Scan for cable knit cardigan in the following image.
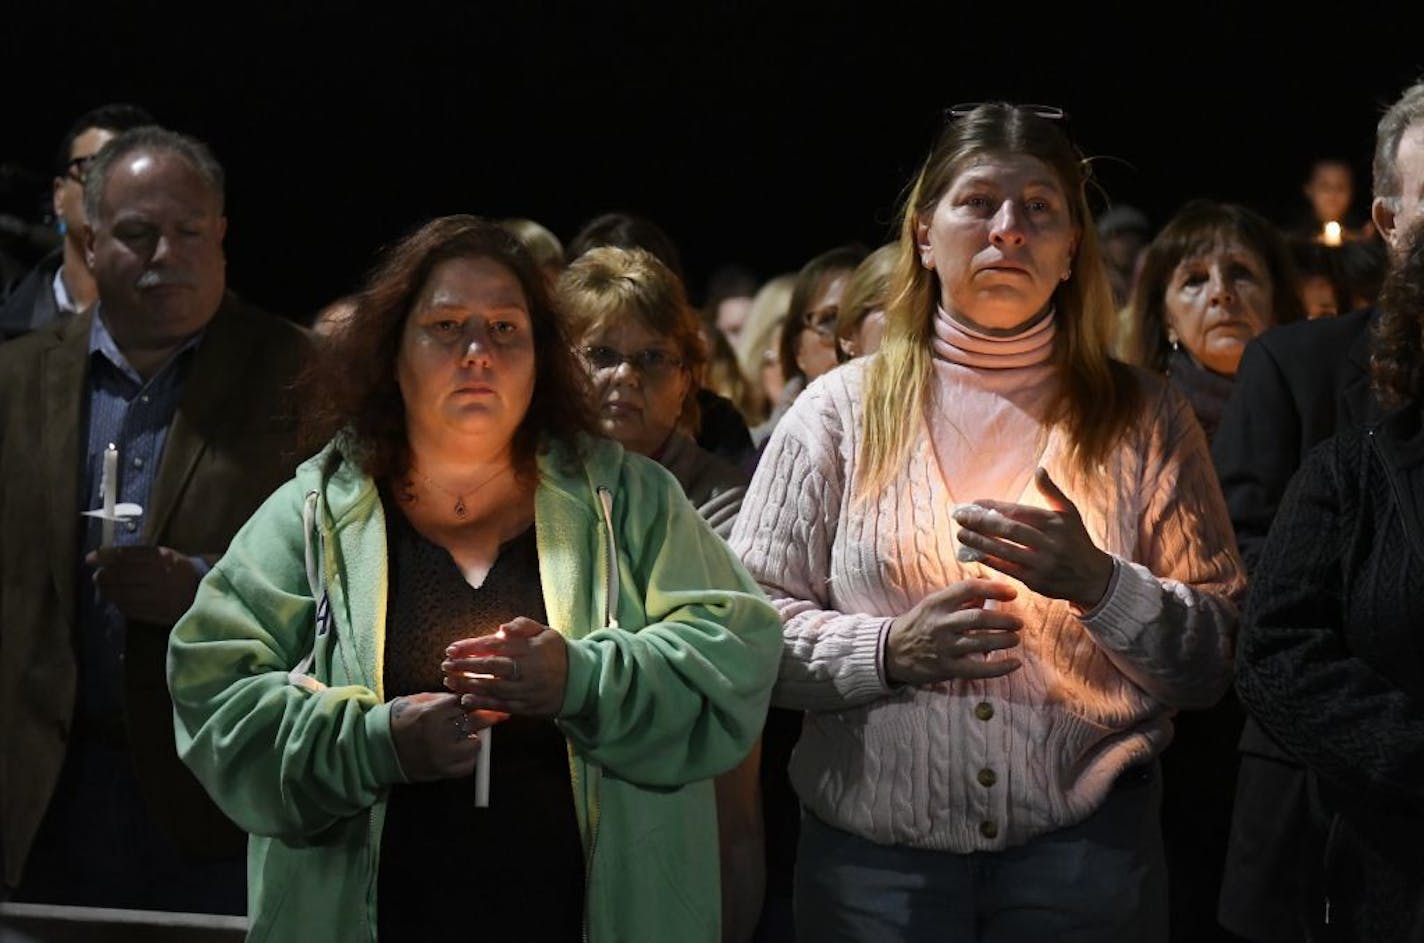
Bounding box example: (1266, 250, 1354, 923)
(730, 355, 1244, 853)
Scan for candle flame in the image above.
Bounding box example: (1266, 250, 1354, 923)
(1322, 221, 1343, 246)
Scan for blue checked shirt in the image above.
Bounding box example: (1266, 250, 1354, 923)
(76, 309, 204, 724)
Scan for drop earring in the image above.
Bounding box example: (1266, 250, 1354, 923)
(56, 218, 67, 237)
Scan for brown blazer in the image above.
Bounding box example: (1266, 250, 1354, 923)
(0, 298, 313, 887)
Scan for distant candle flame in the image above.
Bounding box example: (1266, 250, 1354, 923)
(1322, 221, 1343, 246)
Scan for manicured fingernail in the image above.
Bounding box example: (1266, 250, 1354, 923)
(957, 545, 986, 563)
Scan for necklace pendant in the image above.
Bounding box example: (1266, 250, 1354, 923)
(454, 497, 467, 518)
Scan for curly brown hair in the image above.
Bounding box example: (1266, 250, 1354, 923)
(301, 215, 596, 482)
(1370, 217, 1424, 410)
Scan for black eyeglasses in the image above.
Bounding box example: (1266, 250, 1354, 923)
(944, 102, 1068, 122)
(63, 154, 97, 184)
(582, 345, 685, 380)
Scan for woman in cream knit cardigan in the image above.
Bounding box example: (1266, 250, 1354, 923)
(730, 104, 1244, 943)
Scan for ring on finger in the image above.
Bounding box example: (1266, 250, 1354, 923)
(508, 659, 522, 682)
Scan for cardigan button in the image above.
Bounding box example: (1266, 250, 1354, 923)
(979, 820, 999, 839)
(977, 768, 997, 788)
(973, 701, 994, 721)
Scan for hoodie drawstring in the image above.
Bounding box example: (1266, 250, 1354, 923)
(289, 490, 331, 692)
(596, 486, 620, 630)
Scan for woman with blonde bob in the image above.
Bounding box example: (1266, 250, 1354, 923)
(731, 103, 1244, 941)
(558, 247, 747, 537)
(558, 246, 763, 942)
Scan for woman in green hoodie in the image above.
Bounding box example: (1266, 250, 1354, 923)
(167, 216, 781, 942)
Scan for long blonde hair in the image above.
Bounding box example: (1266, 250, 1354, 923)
(859, 103, 1140, 497)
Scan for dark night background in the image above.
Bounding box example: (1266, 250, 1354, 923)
(3, 2, 1423, 319)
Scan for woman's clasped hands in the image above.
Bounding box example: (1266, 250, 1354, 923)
(441, 616, 569, 718)
(886, 468, 1120, 689)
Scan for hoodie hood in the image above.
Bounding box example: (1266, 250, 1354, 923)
(295, 433, 628, 526)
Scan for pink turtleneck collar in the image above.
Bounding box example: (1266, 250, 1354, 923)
(932, 305, 1056, 369)
(927, 305, 1060, 505)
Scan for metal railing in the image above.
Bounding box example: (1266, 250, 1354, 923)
(0, 902, 246, 942)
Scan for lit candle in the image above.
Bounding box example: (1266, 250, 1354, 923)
(1323, 221, 1343, 246)
(474, 725, 492, 807)
(101, 443, 118, 548)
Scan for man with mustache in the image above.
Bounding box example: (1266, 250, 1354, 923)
(0, 126, 311, 915)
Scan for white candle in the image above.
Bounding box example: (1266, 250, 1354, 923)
(101, 443, 118, 548)
(474, 725, 492, 807)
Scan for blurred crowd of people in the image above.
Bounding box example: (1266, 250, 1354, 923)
(1, 78, 1422, 943)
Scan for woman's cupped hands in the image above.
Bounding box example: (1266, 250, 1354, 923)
(441, 616, 568, 718)
(952, 467, 1114, 610)
(885, 578, 1024, 686)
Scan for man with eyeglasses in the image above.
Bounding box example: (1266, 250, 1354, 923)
(0, 104, 153, 342)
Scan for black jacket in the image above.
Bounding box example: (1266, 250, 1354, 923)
(1212, 310, 1378, 941)
(1237, 412, 1424, 941)
(694, 387, 754, 469)
(1213, 308, 1376, 575)
(0, 249, 65, 343)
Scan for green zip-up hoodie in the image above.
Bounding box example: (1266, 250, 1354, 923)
(168, 435, 780, 942)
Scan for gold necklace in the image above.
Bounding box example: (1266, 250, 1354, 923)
(414, 464, 512, 519)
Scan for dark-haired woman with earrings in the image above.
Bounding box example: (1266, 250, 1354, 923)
(1127, 200, 1305, 442)
(1126, 200, 1306, 941)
